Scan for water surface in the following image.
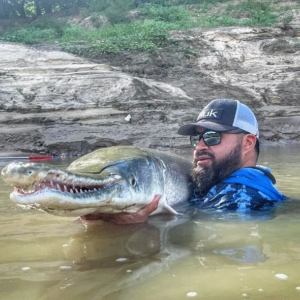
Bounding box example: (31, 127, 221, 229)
(0, 145, 300, 300)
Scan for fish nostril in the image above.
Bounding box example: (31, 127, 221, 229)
(130, 176, 136, 187)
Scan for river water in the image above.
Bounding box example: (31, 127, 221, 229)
(0, 145, 300, 300)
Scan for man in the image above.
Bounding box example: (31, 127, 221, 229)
(83, 99, 285, 224)
(177, 98, 285, 210)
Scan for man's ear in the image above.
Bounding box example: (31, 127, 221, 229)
(243, 134, 257, 154)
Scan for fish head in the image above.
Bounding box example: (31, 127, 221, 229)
(67, 153, 166, 209)
(1, 147, 166, 216)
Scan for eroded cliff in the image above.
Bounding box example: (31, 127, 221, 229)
(0, 20, 300, 156)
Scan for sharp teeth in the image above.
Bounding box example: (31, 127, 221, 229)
(80, 189, 83, 193)
(94, 188, 97, 191)
(64, 185, 67, 192)
(75, 189, 79, 193)
(56, 184, 61, 191)
(70, 189, 74, 194)
(50, 181, 54, 188)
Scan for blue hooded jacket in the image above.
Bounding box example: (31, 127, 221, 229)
(189, 166, 285, 210)
(223, 166, 285, 201)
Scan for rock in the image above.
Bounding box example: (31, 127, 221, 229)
(0, 43, 192, 155)
(1, 22, 300, 156)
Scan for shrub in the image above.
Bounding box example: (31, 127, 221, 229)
(89, 0, 111, 12)
(60, 19, 178, 55)
(89, 0, 134, 25)
(60, 25, 87, 42)
(141, 5, 191, 23)
(30, 19, 69, 37)
(0, 18, 70, 44)
(2, 27, 57, 44)
(225, 0, 278, 25)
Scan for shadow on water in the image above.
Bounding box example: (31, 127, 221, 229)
(12, 212, 269, 300)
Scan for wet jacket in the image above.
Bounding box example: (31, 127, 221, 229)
(189, 166, 285, 211)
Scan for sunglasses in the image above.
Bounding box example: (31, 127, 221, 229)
(190, 129, 247, 148)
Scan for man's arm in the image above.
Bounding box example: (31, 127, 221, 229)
(80, 195, 161, 224)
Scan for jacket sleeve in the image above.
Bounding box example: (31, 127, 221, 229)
(189, 183, 277, 211)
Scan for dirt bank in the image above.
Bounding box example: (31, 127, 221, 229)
(1, 20, 300, 156)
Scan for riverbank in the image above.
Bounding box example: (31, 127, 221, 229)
(1, 2, 300, 156)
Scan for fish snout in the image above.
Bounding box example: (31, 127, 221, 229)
(1, 162, 46, 187)
(0, 163, 19, 183)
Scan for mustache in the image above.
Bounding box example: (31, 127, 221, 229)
(193, 150, 215, 168)
(194, 150, 214, 159)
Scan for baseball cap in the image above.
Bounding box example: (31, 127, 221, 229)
(178, 99, 259, 138)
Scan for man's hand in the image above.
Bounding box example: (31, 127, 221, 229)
(80, 195, 161, 225)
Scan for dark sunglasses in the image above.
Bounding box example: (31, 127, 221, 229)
(190, 129, 248, 148)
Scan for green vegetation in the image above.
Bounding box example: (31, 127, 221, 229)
(224, 0, 278, 25)
(0, 0, 299, 56)
(60, 20, 181, 55)
(139, 4, 191, 23)
(2, 19, 69, 44)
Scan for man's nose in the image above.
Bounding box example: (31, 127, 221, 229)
(195, 138, 208, 151)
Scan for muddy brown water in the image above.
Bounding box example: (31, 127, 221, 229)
(0, 145, 300, 300)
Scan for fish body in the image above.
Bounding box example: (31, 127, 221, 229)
(1, 146, 192, 217)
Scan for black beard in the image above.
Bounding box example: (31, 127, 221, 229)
(191, 141, 242, 196)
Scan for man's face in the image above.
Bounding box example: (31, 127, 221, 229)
(191, 132, 244, 195)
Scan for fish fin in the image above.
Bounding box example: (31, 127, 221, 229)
(163, 203, 178, 215)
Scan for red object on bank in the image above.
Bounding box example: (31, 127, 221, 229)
(0, 155, 55, 161)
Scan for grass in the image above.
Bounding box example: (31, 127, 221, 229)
(224, 0, 278, 25)
(1, 19, 69, 44)
(139, 4, 191, 23)
(0, 0, 298, 56)
(60, 19, 187, 56)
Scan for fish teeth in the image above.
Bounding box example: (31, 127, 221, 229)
(70, 189, 74, 194)
(56, 184, 61, 191)
(64, 185, 67, 192)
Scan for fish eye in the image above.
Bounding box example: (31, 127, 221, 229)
(27, 170, 33, 175)
(129, 175, 137, 187)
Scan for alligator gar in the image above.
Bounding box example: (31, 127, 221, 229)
(1, 146, 192, 217)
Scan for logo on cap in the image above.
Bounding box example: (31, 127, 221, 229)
(197, 109, 223, 121)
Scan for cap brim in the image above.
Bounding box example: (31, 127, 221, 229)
(178, 121, 236, 135)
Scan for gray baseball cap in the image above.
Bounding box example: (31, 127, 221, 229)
(178, 99, 259, 138)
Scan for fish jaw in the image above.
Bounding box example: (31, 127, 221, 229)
(3, 161, 133, 216)
(9, 180, 151, 217)
(4, 162, 158, 217)
(10, 188, 97, 216)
